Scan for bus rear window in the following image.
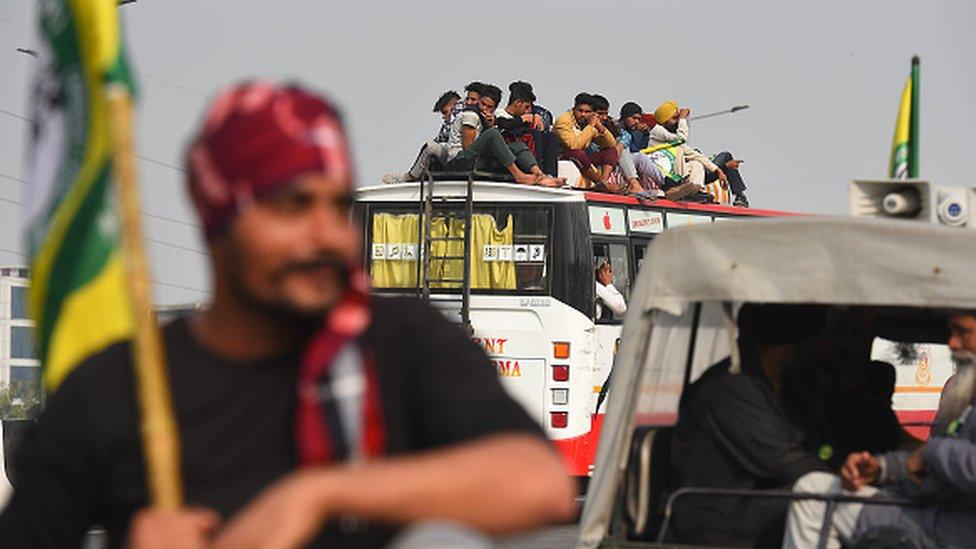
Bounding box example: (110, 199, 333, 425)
(368, 205, 551, 294)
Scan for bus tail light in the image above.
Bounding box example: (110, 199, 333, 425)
(552, 365, 570, 382)
(553, 341, 571, 359)
(551, 388, 569, 406)
(550, 412, 568, 428)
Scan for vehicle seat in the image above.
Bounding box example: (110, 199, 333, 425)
(623, 426, 673, 541)
(850, 526, 941, 549)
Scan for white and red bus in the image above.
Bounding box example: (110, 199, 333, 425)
(354, 176, 798, 476)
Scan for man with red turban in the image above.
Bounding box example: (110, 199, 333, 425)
(0, 82, 574, 548)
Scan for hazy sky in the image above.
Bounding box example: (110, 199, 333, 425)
(1, 0, 974, 304)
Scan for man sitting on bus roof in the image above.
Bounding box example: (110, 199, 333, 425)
(495, 81, 560, 178)
(618, 101, 650, 153)
(783, 311, 976, 549)
(442, 84, 562, 187)
(651, 100, 750, 207)
(590, 95, 664, 196)
(669, 304, 830, 547)
(553, 93, 619, 189)
(382, 82, 483, 184)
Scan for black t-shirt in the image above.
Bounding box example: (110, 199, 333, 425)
(0, 296, 543, 548)
(670, 359, 827, 547)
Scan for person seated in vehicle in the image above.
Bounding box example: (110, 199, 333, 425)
(382, 82, 483, 184)
(443, 83, 562, 187)
(553, 93, 619, 189)
(779, 308, 911, 471)
(594, 261, 626, 320)
(588, 95, 664, 196)
(495, 81, 560, 178)
(669, 304, 830, 547)
(651, 100, 751, 207)
(783, 310, 976, 548)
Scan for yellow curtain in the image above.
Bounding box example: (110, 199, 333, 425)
(370, 213, 420, 288)
(370, 212, 516, 291)
(470, 214, 516, 290)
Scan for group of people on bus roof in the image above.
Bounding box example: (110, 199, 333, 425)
(668, 304, 976, 548)
(382, 81, 751, 208)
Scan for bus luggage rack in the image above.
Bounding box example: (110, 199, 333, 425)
(417, 168, 475, 334)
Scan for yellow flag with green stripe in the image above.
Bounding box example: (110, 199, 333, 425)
(25, 0, 136, 391)
(889, 56, 919, 179)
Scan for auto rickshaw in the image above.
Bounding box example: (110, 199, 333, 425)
(577, 215, 976, 548)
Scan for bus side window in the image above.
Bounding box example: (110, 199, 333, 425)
(592, 242, 631, 322)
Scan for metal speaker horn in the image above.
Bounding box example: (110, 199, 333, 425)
(850, 180, 932, 222)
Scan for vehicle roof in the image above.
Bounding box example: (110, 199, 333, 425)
(638, 215, 976, 315)
(355, 181, 798, 216)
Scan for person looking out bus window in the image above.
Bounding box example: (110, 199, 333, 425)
(444, 84, 562, 187)
(554, 93, 619, 189)
(651, 100, 751, 207)
(783, 311, 976, 549)
(669, 304, 829, 547)
(382, 82, 484, 184)
(0, 81, 576, 549)
(595, 262, 627, 320)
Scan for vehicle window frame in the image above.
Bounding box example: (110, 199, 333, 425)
(364, 202, 555, 296)
(591, 236, 633, 325)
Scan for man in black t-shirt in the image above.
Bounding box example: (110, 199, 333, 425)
(0, 82, 574, 549)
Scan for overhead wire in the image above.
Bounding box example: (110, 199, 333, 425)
(0, 171, 200, 229)
(0, 246, 210, 294)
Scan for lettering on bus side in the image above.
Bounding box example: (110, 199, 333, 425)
(492, 359, 522, 378)
(472, 337, 508, 355)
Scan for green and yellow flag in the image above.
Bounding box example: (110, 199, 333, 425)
(25, 0, 137, 391)
(889, 56, 919, 179)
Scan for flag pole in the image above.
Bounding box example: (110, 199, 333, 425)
(105, 86, 183, 509)
(908, 55, 920, 178)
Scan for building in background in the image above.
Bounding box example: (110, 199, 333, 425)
(0, 265, 203, 409)
(0, 267, 38, 403)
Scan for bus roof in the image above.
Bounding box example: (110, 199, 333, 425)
(356, 181, 799, 217)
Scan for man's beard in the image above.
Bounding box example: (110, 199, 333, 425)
(934, 350, 976, 428)
(228, 251, 352, 332)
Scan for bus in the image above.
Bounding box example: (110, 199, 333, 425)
(354, 174, 796, 476)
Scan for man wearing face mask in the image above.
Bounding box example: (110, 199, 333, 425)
(783, 311, 976, 549)
(0, 82, 575, 549)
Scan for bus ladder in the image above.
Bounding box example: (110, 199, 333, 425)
(417, 169, 474, 334)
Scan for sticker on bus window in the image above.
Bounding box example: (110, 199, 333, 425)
(483, 245, 499, 262)
(402, 244, 418, 261)
(498, 245, 513, 261)
(387, 244, 402, 260)
(513, 244, 529, 262)
(371, 244, 386, 260)
(529, 244, 545, 262)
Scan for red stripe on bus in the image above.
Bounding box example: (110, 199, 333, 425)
(582, 191, 803, 218)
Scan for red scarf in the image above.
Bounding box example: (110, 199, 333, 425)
(295, 270, 386, 464)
